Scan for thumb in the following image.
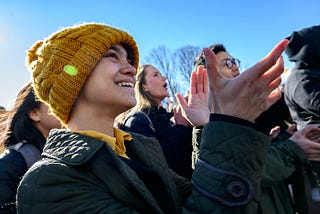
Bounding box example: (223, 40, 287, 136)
(203, 48, 222, 86)
(176, 93, 188, 111)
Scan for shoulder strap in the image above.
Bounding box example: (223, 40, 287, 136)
(138, 111, 157, 133)
(8, 142, 41, 169)
(122, 111, 157, 134)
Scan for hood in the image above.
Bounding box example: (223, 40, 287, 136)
(285, 25, 320, 68)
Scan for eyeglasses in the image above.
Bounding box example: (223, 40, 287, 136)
(220, 58, 241, 69)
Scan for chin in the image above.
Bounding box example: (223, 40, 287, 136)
(126, 99, 137, 108)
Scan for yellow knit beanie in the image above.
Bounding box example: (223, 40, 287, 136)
(26, 23, 139, 125)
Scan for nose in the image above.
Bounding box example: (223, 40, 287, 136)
(162, 76, 167, 81)
(121, 63, 136, 76)
(232, 64, 239, 70)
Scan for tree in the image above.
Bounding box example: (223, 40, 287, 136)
(174, 45, 201, 84)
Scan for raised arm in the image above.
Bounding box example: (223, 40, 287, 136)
(205, 39, 289, 121)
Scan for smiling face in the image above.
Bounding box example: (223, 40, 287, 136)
(76, 44, 137, 117)
(216, 51, 240, 79)
(142, 65, 168, 105)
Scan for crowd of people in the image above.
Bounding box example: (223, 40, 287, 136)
(0, 22, 319, 213)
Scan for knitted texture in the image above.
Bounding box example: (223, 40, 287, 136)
(26, 23, 139, 124)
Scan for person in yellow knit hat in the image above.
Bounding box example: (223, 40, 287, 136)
(17, 22, 288, 213)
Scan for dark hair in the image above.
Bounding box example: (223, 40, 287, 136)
(0, 82, 45, 148)
(194, 43, 227, 68)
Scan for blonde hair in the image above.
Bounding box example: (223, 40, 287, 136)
(115, 64, 158, 127)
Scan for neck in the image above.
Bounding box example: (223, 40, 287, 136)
(67, 107, 116, 136)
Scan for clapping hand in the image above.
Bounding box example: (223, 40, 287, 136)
(204, 39, 289, 122)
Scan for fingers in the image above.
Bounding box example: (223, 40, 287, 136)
(190, 66, 209, 95)
(269, 126, 281, 141)
(263, 56, 284, 90)
(264, 86, 282, 110)
(304, 141, 320, 161)
(304, 125, 320, 142)
(189, 71, 197, 95)
(176, 93, 187, 111)
(291, 124, 320, 161)
(308, 155, 320, 161)
(287, 123, 297, 135)
(300, 125, 320, 136)
(202, 48, 222, 88)
(196, 65, 208, 94)
(196, 66, 204, 94)
(246, 39, 289, 79)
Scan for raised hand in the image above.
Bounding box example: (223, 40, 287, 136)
(204, 39, 289, 122)
(172, 104, 193, 127)
(176, 65, 210, 126)
(289, 124, 320, 161)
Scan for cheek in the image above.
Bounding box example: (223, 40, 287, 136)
(148, 78, 162, 88)
(219, 69, 231, 78)
(147, 80, 160, 93)
(41, 115, 61, 129)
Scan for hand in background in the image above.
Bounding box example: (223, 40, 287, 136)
(176, 65, 210, 127)
(290, 125, 320, 161)
(204, 39, 289, 122)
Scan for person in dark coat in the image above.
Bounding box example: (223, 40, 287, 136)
(17, 22, 290, 213)
(284, 25, 320, 214)
(116, 64, 193, 179)
(194, 42, 320, 213)
(284, 25, 320, 131)
(0, 82, 61, 213)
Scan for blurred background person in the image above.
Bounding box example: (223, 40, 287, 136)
(0, 82, 61, 214)
(284, 25, 320, 214)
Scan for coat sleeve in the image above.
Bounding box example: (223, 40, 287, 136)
(261, 138, 307, 185)
(183, 114, 270, 213)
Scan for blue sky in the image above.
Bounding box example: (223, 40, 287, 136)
(0, 0, 319, 109)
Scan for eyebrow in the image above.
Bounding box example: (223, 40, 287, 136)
(109, 45, 121, 52)
(109, 45, 131, 61)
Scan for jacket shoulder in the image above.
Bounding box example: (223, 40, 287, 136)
(43, 129, 105, 166)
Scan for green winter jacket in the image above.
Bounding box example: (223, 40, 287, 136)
(193, 126, 308, 214)
(17, 115, 269, 213)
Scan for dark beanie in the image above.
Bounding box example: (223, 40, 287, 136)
(285, 25, 320, 68)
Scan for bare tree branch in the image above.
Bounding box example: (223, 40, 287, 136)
(145, 46, 178, 103)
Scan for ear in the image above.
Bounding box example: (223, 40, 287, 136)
(28, 108, 41, 122)
(142, 84, 148, 92)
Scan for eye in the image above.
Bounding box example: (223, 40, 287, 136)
(127, 58, 133, 65)
(103, 51, 118, 59)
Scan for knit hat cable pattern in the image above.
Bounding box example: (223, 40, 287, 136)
(26, 23, 139, 124)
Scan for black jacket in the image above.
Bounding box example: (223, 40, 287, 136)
(0, 139, 44, 214)
(284, 25, 320, 213)
(284, 25, 320, 131)
(0, 150, 27, 213)
(121, 107, 193, 179)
